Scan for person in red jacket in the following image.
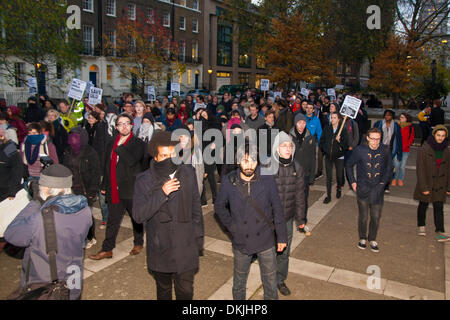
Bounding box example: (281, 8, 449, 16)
(6, 106, 27, 144)
(392, 113, 415, 187)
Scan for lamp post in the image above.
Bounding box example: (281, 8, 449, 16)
(208, 68, 213, 92)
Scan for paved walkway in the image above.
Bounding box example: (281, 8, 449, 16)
(0, 147, 449, 300)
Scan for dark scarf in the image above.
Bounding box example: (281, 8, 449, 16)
(427, 135, 448, 151)
(295, 129, 306, 148)
(25, 134, 45, 165)
(85, 122, 98, 146)
(279, 156, 292, 165)
(153, 157, 179, 178)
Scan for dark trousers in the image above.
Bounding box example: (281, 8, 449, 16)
(317, 148, 324, 174)
(102, 198, 144, 252)
(420, 123, 430, 145)
(87, 213, 95, 241)
(304, 175, 310, 223)
(201, 164, 217, 204)
(150, 269, 195, 300)
(325, 157, 344, 197)
(417, 201, 444, 233)
(357, 198, 383, 242)
(276, 218, 293, 285)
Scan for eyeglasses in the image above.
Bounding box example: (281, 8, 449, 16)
(368, 136, 381, 141)
(117, 122, 132, 127)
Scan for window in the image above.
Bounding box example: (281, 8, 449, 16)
(128, 3, 136, 20)
(106, 0, 116, 16)
(192, 0, 199, 10)
(56, 64, 63, 80)
(256, 55, 266, 69)
(83, 0, 93, 12)
(192, 19, 198, 33)
(191, 40, 198, 60)
(178, 73, 183, 84)
(179, 40, 185, 61)
(179, 0, 186, 6)
(147, 8, 154, 24)
(238, 50, 251, 68)
(179, 16, 186, 30)
(107, 65, 113, 81)
(163, 12, 170, 27)
(14, 63, 25, 87)
(128, 35, 136, 55)
(217, 24, 232, 66)
(239, 73, 249, 86)
(187, 69, 192, 85)
(82, 25, 94, 55)
(106, 30, 116, 56)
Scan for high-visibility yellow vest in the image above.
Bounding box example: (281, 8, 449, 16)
(60, 114, 77, 132)
(73, 101, 85, 125)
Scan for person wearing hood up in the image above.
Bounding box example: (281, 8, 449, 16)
(0, 112, 19, 145)
(137, 112, 162, 170)
(4, 164, 92, 300)
(24, 96, 46, 124)
(46, 109, 68, 163)
(6, 106, 27, 144)
(63, 126, 101, 249)
(271, 131, 305, 297)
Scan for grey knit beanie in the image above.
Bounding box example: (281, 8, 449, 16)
(294, 113, 307, 125)
(39, 164, 73, 188)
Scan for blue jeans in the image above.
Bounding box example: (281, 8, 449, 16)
(232, 246, 278, 300)
(98, 191, 108, 223)
(276, 218, 293, 285)
(393, 152, 409, 181)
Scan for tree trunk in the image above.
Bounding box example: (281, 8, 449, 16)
(393, 92, 399, 109)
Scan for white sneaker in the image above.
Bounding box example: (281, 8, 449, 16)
(417, 226, 426, 236)
(85, 238, 97, 249)
(437, 233, 450, 242)
(300, 225, 311, 236)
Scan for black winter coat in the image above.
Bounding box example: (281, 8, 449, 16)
(274, 159, 306, 225)
(214, 168, 288, 255)
(52, 120, 68, 163)
(276, 107, 294, 134)
(84, 121, 107, 174)
(289, 127, 317, 184)
(133, 163, 204, 274)
(102, 135, 145, 201)
(0, 140, 23, 201)
(320, 123, 349, 160)
(24, 104, 46, 124)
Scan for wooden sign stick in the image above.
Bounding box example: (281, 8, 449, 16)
(337, 115, 348, 137)
(67, 98, 76, 115)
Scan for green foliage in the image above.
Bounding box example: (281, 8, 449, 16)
(414, 65, 449, 100)
(0, 0, 81, 90)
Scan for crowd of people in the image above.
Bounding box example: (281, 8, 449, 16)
(0, 87, 448, 300)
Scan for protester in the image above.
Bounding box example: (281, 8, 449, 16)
(346, 128, 393, 252)
(63, 126, 100, 249)
(214, 144, 287, 300)
(258, 110, 279, 158)
(429, 99, 445, 128)
(89, 113, 145, 260)
(133, 131, 204, 300)
(177, 100, 191, 125)
(320, 113, 349, 203)
(46, 109, 68, 163)
(392, 113, 415, 187)
(163, 108, 182, 132)
(133, 100, 146, 135)
(272, 132, 305, 296)
(0, 126, 23, 201)
(0, 113, 18, 145)
(289, 113, 316, 235)
(418, 105, 432, 145)
(273, 100, 294, 134)
(414, 125, 450, 241)
(6, 106, 27, 144)
(245, 103, 265, 130)
(221, 124, 244, 177)
(4, 164, 92, 300)
(24, 96, 46, 124)
(58, 100, 78, 132)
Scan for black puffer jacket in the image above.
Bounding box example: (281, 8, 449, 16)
(274, 159, 306, 226)
(289, 127, 317, 184)
(0, 140, 23, 201)
(320, 123, 349, 160)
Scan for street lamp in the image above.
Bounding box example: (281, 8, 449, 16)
(208, 68, 213, 92)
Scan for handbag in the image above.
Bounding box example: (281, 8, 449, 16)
(7, 206, 70, 300)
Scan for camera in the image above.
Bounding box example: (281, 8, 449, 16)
(40, 156, 54, 169)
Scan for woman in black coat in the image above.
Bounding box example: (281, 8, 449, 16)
(84, 111, 107, 174)
(320, 112, 349, 204)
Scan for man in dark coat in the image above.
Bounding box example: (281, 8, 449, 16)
(429, 99, 446, 128)
(272, 131, 305, 296)
(89, 113, 145, 260)
(24, 96, 46, 124)
(133, 131, 204, 300)
(346, 128, 393, 253)
(414, 125, 450, 242)
(214, 144, 287, 300)
(273, 100, 294, 134)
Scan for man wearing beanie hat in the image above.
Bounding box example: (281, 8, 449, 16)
(4, 164, 92, 299)
(133, 130, 204, 300)
(215, 141, 287, 300)
(271, 131, 305, 296)
(414, 124, 450, 242)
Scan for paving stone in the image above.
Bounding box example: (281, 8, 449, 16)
(384, 280, 444, 300)
(288, 258, 334, 282)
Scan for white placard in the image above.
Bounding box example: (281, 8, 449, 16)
(327, 88, 336, 97)
(147, 86, 156, 101)
(301, 88, 310, 97)
(85, 81, 94, 96)
(68, 78, 87, 101)
(273, 92, 282, 100)
(260, 79, 270, 91)
(340, 95, 362, 119)
(0, 189, 31, 237)
(88, 87, 103, 105)
(28, 78, 38, 94)
(171, 83, 180, 97)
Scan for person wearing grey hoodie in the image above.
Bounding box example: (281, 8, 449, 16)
(289, 113, 316, 235)
(271, 131, 305, 296)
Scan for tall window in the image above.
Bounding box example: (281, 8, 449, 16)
(187, 69, 192, 85)
(217, 24, 232, 66)
(107, 65, 113, 81)
(14, 62, 25, 87)
(179, 16, 186, 30)
(239, 73, 249, 86)
(192, 19, 198, 33)
(163, 12, 170, 27)
(83, 0, 93, 12)
(256, 55, 266, 69)
(191, 40, 198, 61)
(179, 40, 185, 61)
(106, 30, 116, 56)
(238, 48, 251, 68)
(192, 0, 199, 10)
(128, 3, 136, 20)
(56, 64, 63, 80)
(147, 8, 154, 24)
(82, 25, 94, 55)
(106, 0, 116, 16)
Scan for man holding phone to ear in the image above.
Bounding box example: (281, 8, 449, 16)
(133, 131, 204, 300)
